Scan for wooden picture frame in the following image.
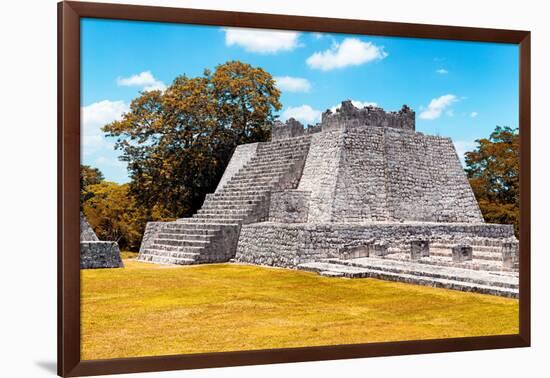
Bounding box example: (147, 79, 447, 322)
(58, 1, 531, 376)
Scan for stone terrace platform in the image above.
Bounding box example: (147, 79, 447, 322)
(235, 221, 516, 268)
(298, 258, 518, 298)
(234, 221, 519, 297)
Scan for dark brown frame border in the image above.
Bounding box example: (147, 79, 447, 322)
(58, 1, 531, 376)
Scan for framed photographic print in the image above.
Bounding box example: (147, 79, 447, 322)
(58, 1, 530, 376)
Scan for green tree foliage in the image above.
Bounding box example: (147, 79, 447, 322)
(465, 126, 519, 236)
(103, 61, 281, 218)
(80, 165, 104, 204)
(82, 181, 173, 251)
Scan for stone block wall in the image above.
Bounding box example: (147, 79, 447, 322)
(297, 124, 483, 223)
(80, 212, 99, 241)
(81, 241, 124, 269)
(269, 190, 311, 223)
(321, 101, 415, 132)
(272, 118, 305, 140)
(215, 142, 259, 192)
(331, 126, 389, 221)
(234, 222, 515, 268)
(297, 128, 342, 222)
(384, 129, 483, 223)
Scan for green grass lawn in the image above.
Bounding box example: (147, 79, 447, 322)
(81, 260, 519, 360)
(119, 251, 139, 260)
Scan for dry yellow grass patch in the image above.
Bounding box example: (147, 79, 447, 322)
(81, 260, 519, 360)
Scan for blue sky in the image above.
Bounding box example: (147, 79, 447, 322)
(81, 18, 519, 184)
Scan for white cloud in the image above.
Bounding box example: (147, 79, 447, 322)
(281, 105, 322, 124)
(306, 38, 387, 71)
(330, 100, 378, 113)
(81, 100, 129, 154)
(436, 68, 449, 74)
(274, 76, 311, 93)
(470, 111, 478, 118)
(419, 94, 458, 120)
(116, 71, 166, 91)
(453, 140, 477, 166)
(312, 32, 325, 39)
(223, 27, 300, 54)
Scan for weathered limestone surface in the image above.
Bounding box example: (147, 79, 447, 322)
(139, 222, 166, 254)
(235, 222, 515, 268)
(321, 101, 415, 132)
(269, 190, 311, 223)
(452, 244, 473, 262)
(297, 124, 483, 223)
(80, 213, 123, 269)
(80, 241, 124, 269)
(215, 142, 259, 192)
(297, 128, 342, 222)
(80, 212, 99, 241)
(410, 240, 430, 260)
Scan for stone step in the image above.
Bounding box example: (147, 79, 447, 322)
(161, 227, 221, 237)
(237, 166, 294, 175)
(137, 253, 197, 265)
(227, 177, 280, 185)
(176, 218, 240, 225)
(210, 196, 265, 203)
(141, 248, 201, 259)
(192, 214, 244, 222)
(221, 181, 276, 192)
(327, 258, 518, 289)
(259, 140, 311, 150)
(213, 191, 268, 199)
(431, 243, 503, 253)
(148, 243, 206, 253)
(247, 159, 301, 167)
(429, 248, 502, 261)
(382, 252, 507, 272)
(251, 154, 307, 162)
(298, 261, 518, 298)
(258, 142, 310, 150)
(186, 217, 243, 224)
(197, 208, 250, 216)
(227, 176, 280, 183)
(244, 161, 296, 169)
(203, 198, 262, 206)
(166, 221, 226, 230)
(201, 201, 259, 209)
(157, 232, 214, 241)
(153, 238, 210, 247)
(217, 188, 269, 194)
(256, 147, 308, 154)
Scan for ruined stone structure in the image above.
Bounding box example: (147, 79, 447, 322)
(80, 213, 123, 269)
(138, 101, 519, 298)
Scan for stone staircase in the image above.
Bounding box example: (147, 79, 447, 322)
(298, 257, 519, 298)
(137, 136, 311, 265)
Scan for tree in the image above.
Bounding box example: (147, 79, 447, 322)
(465, 126, 519, 236)
(103, 61, 281, 218)
(80, 165, 104, 205)
(82, 181, 172, 251)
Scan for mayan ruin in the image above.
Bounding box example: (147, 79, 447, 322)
(80, 212, 124, 269)
(137, 100, 519, 298)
